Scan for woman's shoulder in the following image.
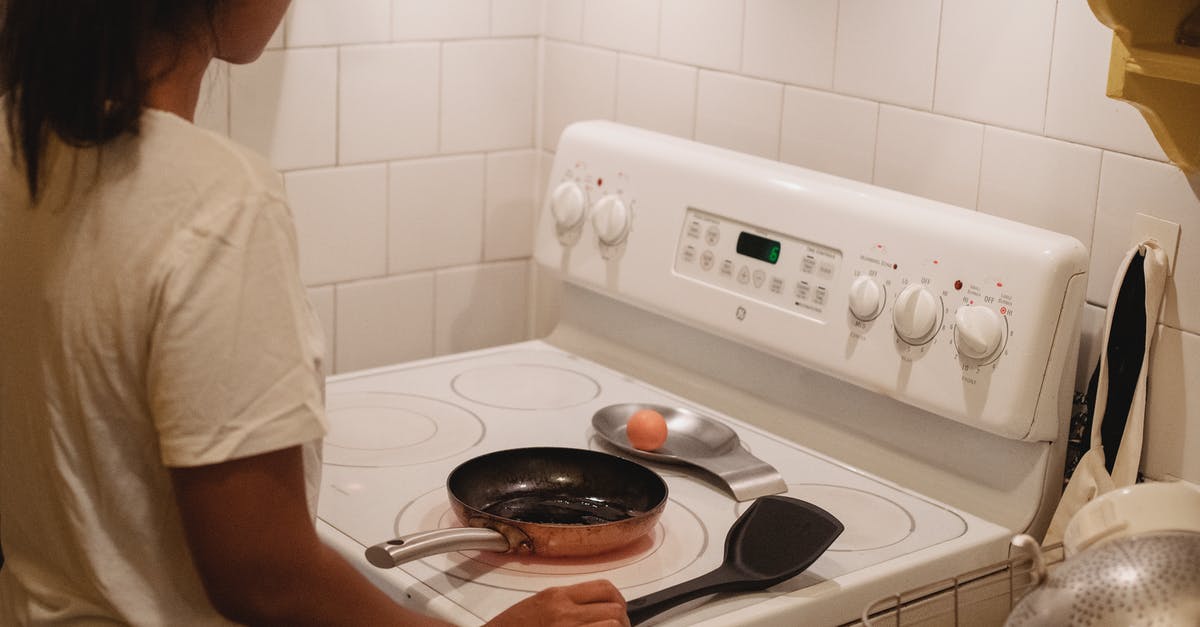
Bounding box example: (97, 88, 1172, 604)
(138, 109, 284, 203)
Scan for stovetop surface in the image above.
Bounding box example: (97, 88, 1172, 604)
(316, 341, 998, 624)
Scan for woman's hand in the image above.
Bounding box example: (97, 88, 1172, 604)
(486, 580, 630, 627)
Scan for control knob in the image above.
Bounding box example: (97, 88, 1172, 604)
(848, 276, 885, 321)
(954, 306, 1005, 361)
(892, 285, 941, 344)
(591, 195, 631, 246)
(550, 181, 586, 231)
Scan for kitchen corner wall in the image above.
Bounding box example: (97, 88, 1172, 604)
(205, 1, 1197, 485)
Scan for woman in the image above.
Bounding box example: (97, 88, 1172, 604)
(0, 2, 629, 625)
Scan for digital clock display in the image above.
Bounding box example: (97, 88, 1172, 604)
(736, 232, 782, 265)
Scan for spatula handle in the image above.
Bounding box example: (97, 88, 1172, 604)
(625, 566, 746, 625)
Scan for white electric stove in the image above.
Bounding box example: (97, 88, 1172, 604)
(315, 122, 1089, 626)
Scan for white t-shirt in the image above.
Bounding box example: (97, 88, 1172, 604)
(0, 108, 328, 624)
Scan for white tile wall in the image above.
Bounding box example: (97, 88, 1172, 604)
(541, 42, 617, 151)
(977, 127, 1100, 248)
(485, 151, 539, 260)
(660, 0, 744, 72)
(434, 261, 530, 354)
(742, 0, 837, 89)
(442, 40, 537, 153)
(339, 44, 440, 164)
(582, 0, 660, 56)
(780, 86, 877, 183)
(935, 0, 1056, 133)
(286, 164, 389, 285)
(335, 273, 435, 372)
(230, 48, 337, 171)
(695, 71, 783, 160)
(215, 1, 1200, 482)
(834, 0, 941, 110)
(874, 106, 984, 209)
(306, 286, 336, 377)
(392, 0, 491, 40)
(388, 156, 486, 274)
(615, 55, 697, 140)
(287, 0, 391, 47)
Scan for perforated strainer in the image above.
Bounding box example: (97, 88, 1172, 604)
(1005, 531, 1200, 626)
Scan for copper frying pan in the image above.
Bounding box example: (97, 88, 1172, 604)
(366, 447, 668, 567)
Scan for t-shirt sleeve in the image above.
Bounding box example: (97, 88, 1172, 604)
(147, 193, 327, 467)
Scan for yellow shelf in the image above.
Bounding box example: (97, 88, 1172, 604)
(1089, 0, 1200, 171)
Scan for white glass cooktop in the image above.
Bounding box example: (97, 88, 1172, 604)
(315, 341, 983, 624)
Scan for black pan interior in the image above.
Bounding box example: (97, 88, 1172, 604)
(448, 447, 668, 525)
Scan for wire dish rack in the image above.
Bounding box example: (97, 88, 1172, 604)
(856, 538, 1065, 627)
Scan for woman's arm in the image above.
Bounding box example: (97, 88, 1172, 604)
(170, 446, 453, 626)
(170, 446, 630, 626)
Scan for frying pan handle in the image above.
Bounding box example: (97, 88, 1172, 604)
(365, 528, 511, 568)
(625, 566, 741, 625)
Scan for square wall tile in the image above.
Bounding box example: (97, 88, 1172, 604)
(285, 164, 389, 285)
(661, 0, 744, 72)
(582, 0, 660, 56)
(306, 285, 335, 377)
(1144, 325, 1200, 483)
(435, 261, 530, 354)
(542, 42, 617, 151)
(1044, 0, 1165, 161)
(393, 0, 490, 39)
(977, 127, 1100, 248)
(695, 71, 783, 160)
(874, 106, 984, 210)
(492, 0, 542, 36)
(389, 156, 486, 274)
(340, 44, 440, 164)
(196, 62, 229, 136)
(780, 86, 878, 183)
(286, 0, 390, 46)
(742, 0, 837, 88)
(335, 273, 435, 372)
(935, 0, 1055, 133)
(544, 0, 584, 40)
(616, 55, 697, 140)
(230, 48, 337, 171)
(267, 15, 285, 50)
(485, 151, 538, 261)
(442, 40, 537, 153)
(834, 0, 940, 110)
(1075, 303, 1105, 393)
(1092, 152, 1200, 335)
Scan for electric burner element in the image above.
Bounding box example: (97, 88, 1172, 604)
(394, 486, 707, 592)
(451, 364, 600, 410)
(323, 392, 484, 467)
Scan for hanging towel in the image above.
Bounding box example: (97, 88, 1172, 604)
(1043, 240, 1169, 545)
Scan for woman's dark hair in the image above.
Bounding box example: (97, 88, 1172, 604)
(1, 1, 220, 196)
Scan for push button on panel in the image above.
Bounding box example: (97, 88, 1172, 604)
(700, 250, 715, 270)
(705, 226, 721, 246)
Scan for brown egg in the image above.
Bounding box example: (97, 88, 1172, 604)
(626, 408, 668, 451)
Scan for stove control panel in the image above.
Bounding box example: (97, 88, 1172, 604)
(674, 209, 842, 321)
(535, 121, 1089, 442)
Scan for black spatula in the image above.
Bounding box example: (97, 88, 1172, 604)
(626, 495, 843, 625)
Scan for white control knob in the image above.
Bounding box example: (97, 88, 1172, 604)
(550, 181, 586, 230)
(954, 306, 1005, 360)
(848, 276, 885, 321)
(591, 195, 631, 245)
(892, 285, 941, 344)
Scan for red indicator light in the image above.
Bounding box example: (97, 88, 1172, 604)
(1000, 306, 1007, 315)
(996, 281, 1003, 288)
(969, 299, 974, 305)
(597, 178, 603, 186)
(933, 259, 939, 265)
(892, 263, 898, 270)
(876, 244, 883, 249)
(954, 280, 963, 290)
